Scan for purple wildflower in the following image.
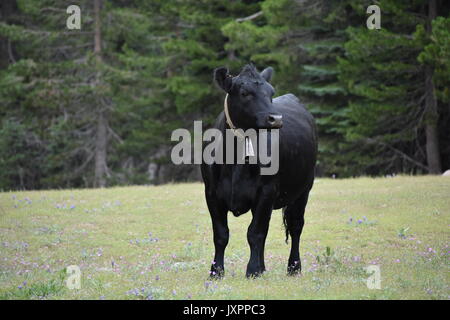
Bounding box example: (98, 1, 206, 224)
(204, 281, 211, 290)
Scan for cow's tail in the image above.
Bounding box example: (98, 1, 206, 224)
(282, 207, 289, 244)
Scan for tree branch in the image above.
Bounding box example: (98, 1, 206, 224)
(366, 138, 429, 171)
(7, 39, 16, 63)
(236, 11, 263, 23)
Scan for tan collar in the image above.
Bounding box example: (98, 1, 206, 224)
(224, 94, 244, 139)
(224, 94, 255, 157)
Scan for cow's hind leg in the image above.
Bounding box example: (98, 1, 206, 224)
(283, 190, 310, 275)
(206, 192, 229, 279)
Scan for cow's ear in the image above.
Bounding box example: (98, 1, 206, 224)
(214, 67, 233, 92)
(260, 67, 273, 82)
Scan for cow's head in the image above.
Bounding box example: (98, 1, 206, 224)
(214, 64, 282, 130)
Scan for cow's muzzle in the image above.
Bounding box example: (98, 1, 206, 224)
(267, 114, 283, 128)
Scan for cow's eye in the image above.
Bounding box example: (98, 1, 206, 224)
(241, 90, 250, 97)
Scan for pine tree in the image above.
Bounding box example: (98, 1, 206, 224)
(0, 0, 171, 188)
(120, 0, 264, 183)
(222, 0, 362, 176)
(338, 0, 450, 175)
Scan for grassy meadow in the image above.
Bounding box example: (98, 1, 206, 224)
(0, 176, 449, 300)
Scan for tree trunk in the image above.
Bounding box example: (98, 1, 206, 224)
(94, 111, 108, 187)
(93, 0, 109, 187)
(94, 0, 102, 63)
(424, 0, 442, 174)
(0, 0, 17, 69)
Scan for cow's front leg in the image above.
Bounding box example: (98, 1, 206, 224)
(206, 193, 229, 279)
(246, 186, 275, 278)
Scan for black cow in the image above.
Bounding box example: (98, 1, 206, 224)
(201, 64, 317, 278)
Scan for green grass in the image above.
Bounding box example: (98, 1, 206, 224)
(0, 176, 449, 300)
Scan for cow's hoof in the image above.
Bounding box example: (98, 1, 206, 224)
(245, 266, 265, 278)
(287, 268, 301, 276)
(209, 272, 224, 280)
(287, 261, 301, 276)
(245, 271, 263, 279)
(209, 266, 224, 280)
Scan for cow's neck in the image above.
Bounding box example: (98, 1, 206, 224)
(224, 94, 255, 158)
